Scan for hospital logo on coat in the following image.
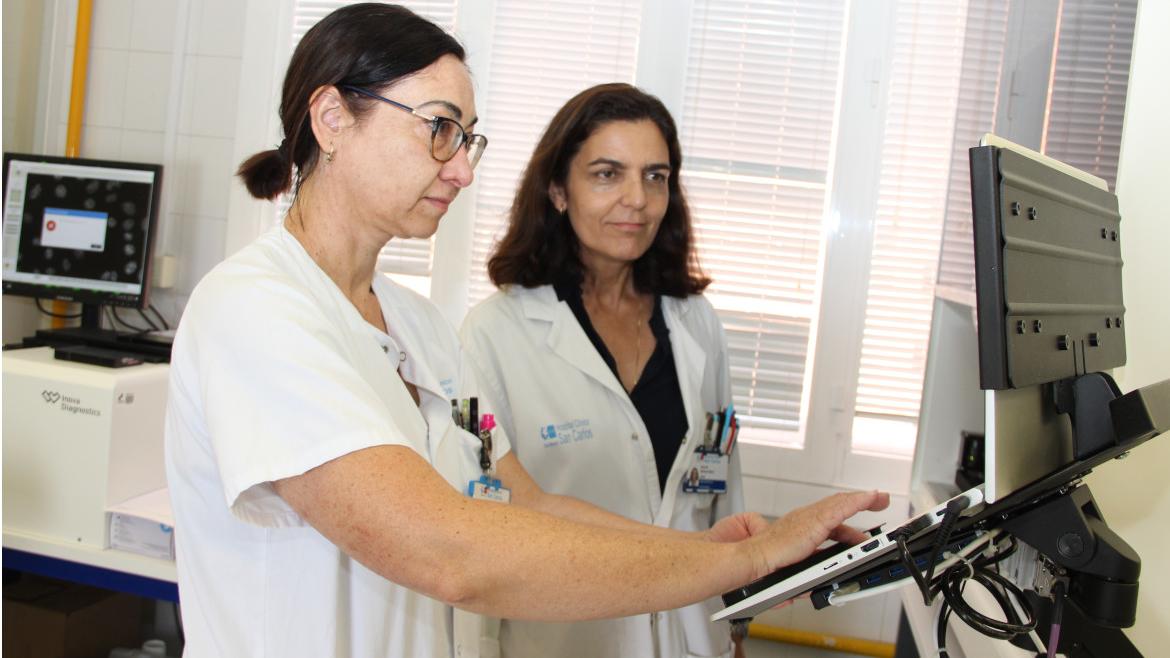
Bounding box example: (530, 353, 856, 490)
(540, 419, 592, 447)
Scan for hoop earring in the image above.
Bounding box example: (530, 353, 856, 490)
(324, 143, 335, 164)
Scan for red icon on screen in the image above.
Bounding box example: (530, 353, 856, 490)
(46, 220, 57, 231)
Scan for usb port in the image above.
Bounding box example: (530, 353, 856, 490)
(866, 574, 883, 586)
(890, 566, 906, 578)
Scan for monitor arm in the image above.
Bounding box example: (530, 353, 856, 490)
(990, 372, 1170, 656)
(1002, 484, 1140, 628)
(1053, 372, 1124, 460)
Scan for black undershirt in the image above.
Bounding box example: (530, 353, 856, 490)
(554, 281, 690, 493)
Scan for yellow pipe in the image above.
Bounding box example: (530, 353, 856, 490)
(65, 0, 93, 158)
(748, 623, 895, 658)
(54, 0, 94, 326)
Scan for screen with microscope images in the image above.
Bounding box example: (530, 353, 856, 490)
(2, 155, 159, 303)
(16, 173, 153, 283)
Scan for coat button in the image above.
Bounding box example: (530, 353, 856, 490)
(630, 433, 638, 441)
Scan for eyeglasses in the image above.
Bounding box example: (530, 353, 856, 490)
(341, 85, 487, 169)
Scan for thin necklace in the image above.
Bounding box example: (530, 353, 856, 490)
(631, 295, 648, 388)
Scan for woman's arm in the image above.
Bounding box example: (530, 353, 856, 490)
(496, 452, 766, 541)
(274, 444, 886, 621)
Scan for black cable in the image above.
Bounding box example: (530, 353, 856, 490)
(932, 534, 1037, 655)
(939, 565, 1035, 639)
(1047, 580, 1066, 658)
(923, 497, 968, 596)
(107, 306, 151, 333)
(173, 600, 185, 647)
(897, 495, 970, 607)
(136, 308, 161, 331)
(898, 534, 934, 606)
(936, 600, 953, 657)
(34, 298, 83, 319)
(148, 303, 171, 330)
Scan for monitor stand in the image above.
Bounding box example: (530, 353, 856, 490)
(25, 302, 171, 362)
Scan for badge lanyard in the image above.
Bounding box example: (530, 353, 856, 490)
(453, 396, 511, 503)
(683, 403, 738, 494)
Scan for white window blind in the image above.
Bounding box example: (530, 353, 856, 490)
(934, 2, 1010, 294)
(681, 0, 847, 438)
(851, 2, 969, 455)
(1043, 0, 1136, 191)
(465, 0, 643, 307)
(934, 0, 1135, 294)
(881, 0, 1135, 455)
(285, 1, 459, 277)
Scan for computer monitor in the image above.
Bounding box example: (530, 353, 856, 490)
(968, 135, 1124, 503)
(2, 153, 163, 329)
(969, 134, 1124, 390)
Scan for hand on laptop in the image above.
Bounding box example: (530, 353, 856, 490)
(705, 511, 769, 543)
(745, 490, 890, 581)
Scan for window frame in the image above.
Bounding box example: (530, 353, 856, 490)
(230, 0, 1133, 495)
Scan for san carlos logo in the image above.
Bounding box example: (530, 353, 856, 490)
(540, 418, 592, 447)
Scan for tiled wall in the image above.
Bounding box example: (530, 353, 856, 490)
(44, 0, 247, 325)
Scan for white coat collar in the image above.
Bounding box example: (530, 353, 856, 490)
(371, 275, 449, 402)
(515, 285, 629, 399)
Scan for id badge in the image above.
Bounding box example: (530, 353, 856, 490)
(468, 475, 511, 503)
(682, 450, 728, 494)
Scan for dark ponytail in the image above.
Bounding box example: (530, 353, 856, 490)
(236, 3, 466, 200)
(237, 141, 292, 201)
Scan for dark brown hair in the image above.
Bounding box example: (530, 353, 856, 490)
(237, 3, 465, 200)
(487, 83, 709, 297)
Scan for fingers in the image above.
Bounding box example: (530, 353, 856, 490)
(813, 491, 888, 536)
(827, 524, 869, 545)
(749, 490, 891, 579)
(868, 491, 891, 511)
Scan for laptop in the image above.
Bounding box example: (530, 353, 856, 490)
(711, 485, 984, 622)
(807, 528, 987, 610)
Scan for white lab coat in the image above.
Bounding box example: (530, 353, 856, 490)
(166, 224, 506, 658)
(460, 284, 743, 658)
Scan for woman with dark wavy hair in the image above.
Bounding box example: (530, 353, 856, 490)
(461, 83, 748, 658)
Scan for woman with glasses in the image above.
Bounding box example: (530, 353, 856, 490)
(460, 83, 746, 658)
(166, 5, 886, 658)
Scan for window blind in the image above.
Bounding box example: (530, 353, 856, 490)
(852, 2, 969, 445)
(285, 0, 459, 276)
(934, 0, 1135, 294)
(1043, 0, 1136, 191)
(681, 0, 847, 437)
(460, 1, 641, 304)
(934, 2, 1010, 294)
(465, 0, 643, 307)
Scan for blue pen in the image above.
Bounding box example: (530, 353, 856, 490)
(719, 404, 734, 454)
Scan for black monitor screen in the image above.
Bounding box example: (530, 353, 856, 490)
(2, 153, 162, 308)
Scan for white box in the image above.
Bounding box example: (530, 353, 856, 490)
(3, 347, 169, 551)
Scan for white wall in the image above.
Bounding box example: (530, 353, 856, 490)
(1085, 0, 1170, 652)
(1, 0, 49, 344)
(3, 0, 248, 333)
